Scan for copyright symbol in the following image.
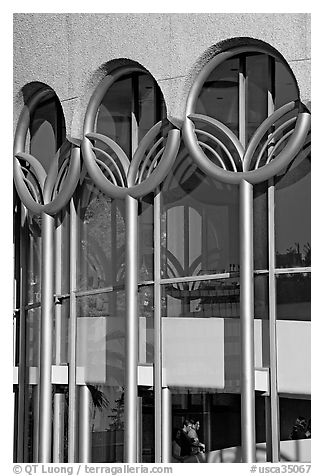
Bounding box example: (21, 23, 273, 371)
(13, 466, 22, 474)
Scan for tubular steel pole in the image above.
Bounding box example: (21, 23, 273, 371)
(239, 179, 256, 462)
(161, 387, 172, 463)
(68, 198, 78, 462)
(154, 188, 162, 462)
(79, 385, 91, 462)
(53, 215, 65, 463)
(124, 194, 139, 463)
(268, 179, 280, 461)
(39, 212, 55, 462)
(17, 211, 27, 463)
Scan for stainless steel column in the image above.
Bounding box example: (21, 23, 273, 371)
(68, 198, 78, 462)
(137, 396, 143, 463)
(79, 385, 91, 462)
(39, 212, 55, 462)
(154, 189, 162, 462)
(53, 215, 65, 463)
(53, 391, 65, 462)
(239, 179, 256, 462)
(161, 387, 171, 463)
(124, 194, 138, 463)
(268, 180, 280, 461)
(17, 212, 27, 463)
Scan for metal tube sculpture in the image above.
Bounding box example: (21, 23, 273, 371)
(182, 46, 311, 462)
(81, 65, 181, 463)
(13, 87, 81, 462)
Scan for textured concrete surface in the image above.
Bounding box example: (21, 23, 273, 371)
(13, 13, 311, 137)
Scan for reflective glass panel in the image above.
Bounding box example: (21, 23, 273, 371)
(279, 397, 311, 442)
(161, 148, 239, 279)
(254, 275, 269, 320)
(97, 75, 132, 157)
(30, 95, 65, 172)
(275, 154, 311, 268)
(253, 182, 269, 270)
(197, 56, 240, 136)
(78, 180, 126, 291)
(246, 53, 269, 141)
(76, 292, 125, 462)
(138, 285, 154, 364)
(138, 197, 154, 282)
(276, 273, 311, 321)
(27, 215, 42, 304)
(162, 278, 240, 318)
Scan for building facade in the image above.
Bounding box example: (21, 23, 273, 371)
(13, 13, 311, 464)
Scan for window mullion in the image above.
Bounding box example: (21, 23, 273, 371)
(267, 55, 280, 463)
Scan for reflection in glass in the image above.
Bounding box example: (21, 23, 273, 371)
(96, 72, 163, 157)
(197, 56, 239, 136)
(161, 148, 239, 279)
(276, 274, 310, 321)
(96, 75, 132, 157)
(246, 54, 269, 141)
(78, 180, 126, 291)
(253, 182, 268, 270)
(27, 215, 42, 304)
(275, 154, 311, 268)
(90, 385, 124, 462)
(53, 298, 70, 365)
(26, 308, 40, 366)
(279, 397, 311, 441)
(138, 197, 154, 282)
(138, 285, 154, 364)
(254, 275, 269, 320)
(29, 95, 65, 172)
(76, 292, 126, 462)
(56, 211, 70, 295)
(162, 278, 240, 318)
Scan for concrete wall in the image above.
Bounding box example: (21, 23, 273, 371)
(13, 13, 311, 137)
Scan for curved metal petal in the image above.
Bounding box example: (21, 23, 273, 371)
(13, 156, 46, 214)
(243, 101, 297, 171)
(188, 113, 245, 161)
(43, 146, 81, 215)
(85, 132, 130, 176)
(128, 128, 181, 198)
(81, 136, 129, 199)
(14, 152, 47, 189)
(128, 121, 163, 186)
(183, 107, 310, 185)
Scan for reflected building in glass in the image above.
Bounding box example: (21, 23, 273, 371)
(13, 13, 311, 464)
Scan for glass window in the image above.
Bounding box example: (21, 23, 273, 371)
(276, 273, 311, 321)
(96, 72, 163, 156)
(253, 182, 269, 270)
(162, 278, 240, 319)
(197, 56, 240, 136)
(275, 154, 311, 268)
(246, 53, 269, 141)
(77, 181, 126, 292)
(161, 148, 239, 279)
(29, 95, 66, 171)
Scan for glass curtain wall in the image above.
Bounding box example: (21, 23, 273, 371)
(75, 71, 163, 462)
(14, 53, 310, 463)
(13, 91, 66, 462)
(159, 52, 310, 461)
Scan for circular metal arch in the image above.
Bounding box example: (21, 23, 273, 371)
(82, 64, 181, 199)
(13, 85, 81, 215)
(182, 44, 311, 185)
